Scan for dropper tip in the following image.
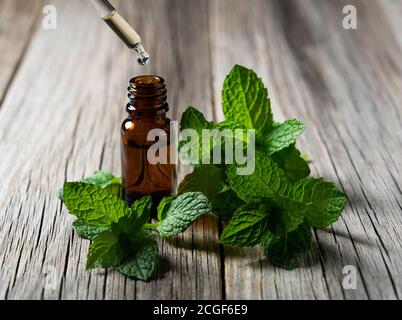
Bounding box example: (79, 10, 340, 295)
(134, 43, 150, 66)
(137, 54, 150, 66)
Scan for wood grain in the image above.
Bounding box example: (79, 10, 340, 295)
(0, 0, 44, 106)
(0, 0, 400, 300)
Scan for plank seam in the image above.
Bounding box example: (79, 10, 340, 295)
(58, 237, 71, 300)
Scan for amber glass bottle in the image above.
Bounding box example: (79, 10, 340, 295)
(121, 75, 176, 206)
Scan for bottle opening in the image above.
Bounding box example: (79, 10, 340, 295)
(127, 75, 168, 113)
(131, 75, 165, 86)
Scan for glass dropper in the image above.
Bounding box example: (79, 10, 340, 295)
(90, 0, 150, 65)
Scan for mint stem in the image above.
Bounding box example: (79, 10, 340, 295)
(143, 223, 158, 230)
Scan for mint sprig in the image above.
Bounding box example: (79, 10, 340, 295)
(61, 178, 212, 281)
(62, 181, 159, 280)
(178, 64, 347, 268)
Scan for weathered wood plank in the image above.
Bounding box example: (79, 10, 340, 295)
(210, 0, 401, 300)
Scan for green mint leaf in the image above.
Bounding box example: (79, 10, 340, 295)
(130, 196, 152, 226)
(264, 120, 305, 155)
(226, 151, 291, 202)
(267, 196, 306, 232)
(84, 171, 122, 198)
(179, 107, 215, 163)
(179, 107, 250, 164)
(215, 120, 245, 130)
(83, 171, 122, 189)
(211, 189, 245, 222)
(157, 192, 212, 237)
(111, 216, 140, 237)
(180, 106, 214, 132)
(104, 184, 122, 198)
(157, 196, 174, 222)
(57, 188, 64, 201)
(271, 144, 310, 182)
(86, 231, 125, 269)
(219, 195, 305, 247)
(117, 233, 159, 281)
(63, 182, 128, 223)
(72, 219, 110, 240)
(111, 196, 152, 237)
(291, 178, 347, 229)
(215, 121, 251, 148)
(263, 222, 312, 270)
(59, 171, 122, 200)
(177, 165, 226, 201)
(111, 202, 151, 238)
(220, 203, 271, 247)
(222, 65, 273, 140)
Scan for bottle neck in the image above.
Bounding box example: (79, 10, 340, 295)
(126, 75, 169, 119)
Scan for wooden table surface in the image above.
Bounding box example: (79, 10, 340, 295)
(0, 0, 401, 300)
